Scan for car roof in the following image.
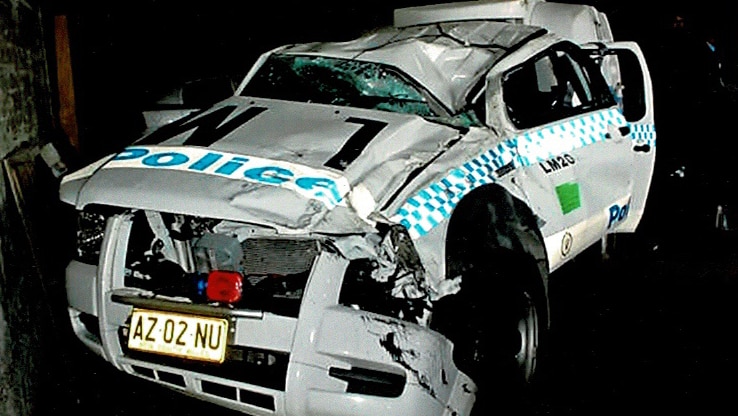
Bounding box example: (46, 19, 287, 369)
(279, 20, 547, 113)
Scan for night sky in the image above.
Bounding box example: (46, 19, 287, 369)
(53, 0, 738, 159)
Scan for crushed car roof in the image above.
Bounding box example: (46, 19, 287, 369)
(279, 20, 546, 112)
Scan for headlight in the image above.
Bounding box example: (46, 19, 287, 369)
(75, 207, 110, 264)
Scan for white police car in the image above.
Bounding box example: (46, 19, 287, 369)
(60, 1, 655, 415)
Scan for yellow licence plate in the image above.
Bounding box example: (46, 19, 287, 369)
(127, 309, 229, 363)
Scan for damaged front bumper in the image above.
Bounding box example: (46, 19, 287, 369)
(65, 209, 476, 416)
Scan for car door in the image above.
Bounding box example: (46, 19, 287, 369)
(496, 42, 633, 268)
(584, 42, 656, 232)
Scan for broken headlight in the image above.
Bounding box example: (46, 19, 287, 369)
(75, 206, 111, 264)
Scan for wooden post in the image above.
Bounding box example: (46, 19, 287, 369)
(54, 14, 80, 151)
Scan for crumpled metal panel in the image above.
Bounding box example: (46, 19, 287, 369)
(282, 21, 543, 112)
(64, 166, 368, 233)
(60, 97, 463, 235)
(314, 308, 469, 404)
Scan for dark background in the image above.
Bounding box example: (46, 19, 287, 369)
(33, 1, 738, 415)
(52, 0, 738, 160)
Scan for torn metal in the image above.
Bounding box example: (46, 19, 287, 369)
(361, 314, 463, 402)
(76, 204, 434, 325)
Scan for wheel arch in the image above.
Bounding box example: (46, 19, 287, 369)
(444, 184, 550, 318)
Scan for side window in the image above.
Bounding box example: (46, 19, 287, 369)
(503, 44, 614, 129)
(502, 56, 556, 128)
(610, 50, 646, 122)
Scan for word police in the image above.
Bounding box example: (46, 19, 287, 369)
(607, 201, 630, 228)
(110, 146, 349, 209)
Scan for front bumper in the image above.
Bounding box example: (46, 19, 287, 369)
(65, 213, 476, 416)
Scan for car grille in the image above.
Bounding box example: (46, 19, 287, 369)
(122, 210, 319, 317)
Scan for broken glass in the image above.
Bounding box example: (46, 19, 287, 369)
(241, 54, 480, 128)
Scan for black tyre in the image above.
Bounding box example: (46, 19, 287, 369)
(432, 249, 548, 414)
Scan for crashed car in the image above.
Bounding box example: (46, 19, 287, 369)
(60, 1, 655, 415)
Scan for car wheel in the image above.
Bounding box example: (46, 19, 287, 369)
(432, 249, 548, 414)
(515, 290, 541, 383)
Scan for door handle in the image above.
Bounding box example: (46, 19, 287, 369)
(634, 144, 651, 153)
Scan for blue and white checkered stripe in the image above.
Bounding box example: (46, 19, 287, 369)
(390, 108, 641, 239)
(629, 123, 656, 148)
(515, 110, 626, 166)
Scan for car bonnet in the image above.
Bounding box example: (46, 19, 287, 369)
(60, 96, 464, 234)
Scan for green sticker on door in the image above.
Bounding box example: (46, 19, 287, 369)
(555, 182, 581, 214)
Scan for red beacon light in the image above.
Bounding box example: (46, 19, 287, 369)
(206, 270, 243, 303)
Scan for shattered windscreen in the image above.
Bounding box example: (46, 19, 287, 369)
(241, 54, 480, 127)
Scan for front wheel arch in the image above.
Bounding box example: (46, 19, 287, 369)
(443, 185, 549, 306)
(432, 185, 550, 409)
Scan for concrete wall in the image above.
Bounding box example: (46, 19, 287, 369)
(0, 0, 53, 158)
